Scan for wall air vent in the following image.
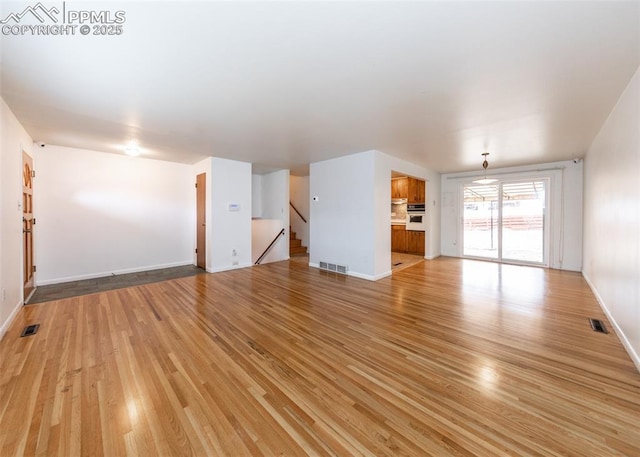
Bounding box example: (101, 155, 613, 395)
(319, 261, 348, 275)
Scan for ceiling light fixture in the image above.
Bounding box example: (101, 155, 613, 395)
(473, 152, 498, 185)
(124, 145, 141, 157)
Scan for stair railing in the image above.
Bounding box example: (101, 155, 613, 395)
(255, 228, 286, 265)
(289, 202, 307, 223)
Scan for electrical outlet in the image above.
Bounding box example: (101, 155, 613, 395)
(232, 249, 237, 256)
(1, 289, 5, 302)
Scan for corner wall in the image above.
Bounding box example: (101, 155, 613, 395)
(310, 150, 440, 280)
(583, 66, 640, 371)
(0, 98, 34, 339)
(310, 151, 377, 279)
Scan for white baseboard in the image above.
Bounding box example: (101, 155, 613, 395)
(347, 270, 375, 281)
(36, 260, 195, 286)
(425, 253, 441, 260)
(582, 271, 640, 373)
(207, 262, 252, 274)
(372, 270, 392, 280)
(0, 299, 23, 342)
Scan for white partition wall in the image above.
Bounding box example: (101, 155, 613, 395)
(310, 150, 439, 280)
(310, 151, 377, 279)
(209, 157, 252, 272)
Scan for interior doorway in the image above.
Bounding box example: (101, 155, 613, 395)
(462, 179, 548, 265)
(196, 173, 206, 269)
(23, 152, 35, 301)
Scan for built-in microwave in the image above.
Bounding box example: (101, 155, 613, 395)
(407, 203, 426, 213)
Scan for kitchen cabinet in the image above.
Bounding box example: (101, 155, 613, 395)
(392, 225, 425, 256)
(391, 178, 408, 199)
(407, 178, 425, 204)
(406, 230, 425, 256)
(391, 225, 407, 253)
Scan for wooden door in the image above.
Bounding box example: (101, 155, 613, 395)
(196, 173, 206, 269)
(23, 152, 35, 300)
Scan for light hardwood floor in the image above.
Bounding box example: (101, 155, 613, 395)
(1, 257, 639, 456)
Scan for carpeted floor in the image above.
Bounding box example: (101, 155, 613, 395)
(27, 265, 206, 304)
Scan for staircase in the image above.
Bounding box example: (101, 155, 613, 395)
(289, 227, 307, 256)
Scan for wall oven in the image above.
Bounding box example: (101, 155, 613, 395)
(406, 203, 426, 231)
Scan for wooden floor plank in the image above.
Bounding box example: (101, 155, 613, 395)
(1, 257, 639, 456)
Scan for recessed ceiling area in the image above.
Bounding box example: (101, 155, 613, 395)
(1, 1, 638, 175)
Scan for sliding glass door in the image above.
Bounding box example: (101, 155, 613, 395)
(463, 180, 547, 265)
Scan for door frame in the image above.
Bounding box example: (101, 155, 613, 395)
(196, 173, 206, 269)
(22, 151, 36, 302)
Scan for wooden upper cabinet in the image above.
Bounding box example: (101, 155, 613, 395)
(407, 178, 425, 204)
(391, 178, 408, 199)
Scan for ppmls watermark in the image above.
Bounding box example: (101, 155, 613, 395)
(1, 2, 126, 36)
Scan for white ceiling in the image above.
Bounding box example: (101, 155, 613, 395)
(1, 1, 639, 175)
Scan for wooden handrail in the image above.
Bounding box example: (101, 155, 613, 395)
(289, 202, 307, 223)
(255, 228, 286, 265)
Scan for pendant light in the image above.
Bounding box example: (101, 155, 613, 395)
(473, 152, 498, 185)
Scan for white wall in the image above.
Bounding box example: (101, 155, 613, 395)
(583, 67, 640, 371)
(209, 157, 252, 272)
(310, 151, 377, 279)
(290, 175, 310, 248)
(251, 219, 283, 264)
(0, 98, 34, 339)
(251, 174, 262, 218)
(34, 145, 194, 284)
(441, 160, 583, 271)
(259, 169, 290, 262)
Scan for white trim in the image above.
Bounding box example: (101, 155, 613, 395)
(371, 270, 392, 281)
(0, 300, 23, 342)
(583, 272, 640, 373)
(35, 261, 194, 286)
(425, 253, 441, 260)
(207, 262, 252, 274)
(347, 271, 376, 281)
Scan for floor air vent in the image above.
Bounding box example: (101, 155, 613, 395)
(20, 324, 40, 337)
(589, 318, 608, 334)
(319, 261, 348, 275)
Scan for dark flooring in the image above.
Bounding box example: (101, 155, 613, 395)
(27, 265, 206, 304)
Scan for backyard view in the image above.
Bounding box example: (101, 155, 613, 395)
(463, 181, 546, 264)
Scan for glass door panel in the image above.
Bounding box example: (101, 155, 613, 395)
(501, 181, 545, 263)
(463, 184, 499, 259)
